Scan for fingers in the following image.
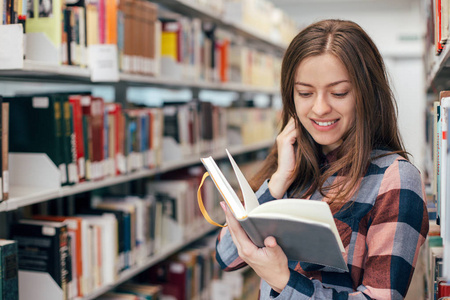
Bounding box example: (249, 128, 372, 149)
(221, 202, 258, 257)
(264, 236, 278, 248)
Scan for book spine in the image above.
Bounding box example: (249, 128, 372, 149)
(0, 97, 3, 203)
(2, 241, 18, 300)
(2, 102, 9, 200)
(54, 97, 67, 185)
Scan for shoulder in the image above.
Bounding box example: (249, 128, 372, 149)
(368, 149, 423, 196)
(366, 150, 428, 235)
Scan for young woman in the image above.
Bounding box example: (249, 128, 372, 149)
(215, 19, 429, 299)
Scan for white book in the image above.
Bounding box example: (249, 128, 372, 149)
(200, 149, 348, 272)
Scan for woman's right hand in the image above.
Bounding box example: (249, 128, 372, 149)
(268, 117, 298, 198)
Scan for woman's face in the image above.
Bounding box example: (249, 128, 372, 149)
(294, 53, 356, 154)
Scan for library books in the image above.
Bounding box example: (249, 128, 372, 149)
(6, 95, 68, 185)
(25, 0, 63, 64)
(5, 93, 166, 186)
(0, 239, 18, 300)
(4, 0, 287, 88)
(25, 194, 159, 297)
(32, 215, 83, 298)
(10, 219, 70, 300)
(147, 167, 221, 246)
(142, 234, 218, 300)
(226, 107, 278, 146)
(114, 282, 162, 299)
(199, 149, 348, 272)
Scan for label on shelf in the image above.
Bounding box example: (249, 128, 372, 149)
(88, 44, 119, 82)
(0, 24, 24, 70)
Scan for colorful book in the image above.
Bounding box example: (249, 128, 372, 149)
(69, 95, 86, 182)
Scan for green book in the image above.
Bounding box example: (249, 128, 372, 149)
(58, 93, 77, 185)
(0, 240, 18, 300)
(6, 95, 67, 185)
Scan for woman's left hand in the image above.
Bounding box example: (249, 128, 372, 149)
(222, 202, 291, 293)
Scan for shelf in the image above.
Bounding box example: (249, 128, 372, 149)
(151, 0, 288, 53)
(426, 45, 450, 93)
(80, 222, 221, 300)
(119, 72, 280, 94)
(0, 60, 280, 94)
(0, 140, 273, 212)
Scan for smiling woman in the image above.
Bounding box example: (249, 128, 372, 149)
(294, 53, 356, 155)
(215, 19, 429, 300)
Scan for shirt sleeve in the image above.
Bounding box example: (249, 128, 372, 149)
(268, 159, 429, 300)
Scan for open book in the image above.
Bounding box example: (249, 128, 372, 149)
(200, 149, 348, 272)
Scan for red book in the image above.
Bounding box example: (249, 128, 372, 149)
(436, 0, 444, 53)
(81, 96, 105, 180)
(105, 103, 125, 175)
(69, 95, 86, 182)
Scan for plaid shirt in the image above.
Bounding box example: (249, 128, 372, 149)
(216, 149, 429, 299)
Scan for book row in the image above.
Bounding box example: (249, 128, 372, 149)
(0, 229, 258, 300)
(0, 151, 263, 300)
(139, 233, 260, 300)
(4, 93, 278, 191)
(424, 0, 450, 76)
(1, 0, 294, 88)
(6, 93, 165, 186)
(11, 166, 223, 299)
(425, 91, 450, 290)
(100, 233, 259, 300)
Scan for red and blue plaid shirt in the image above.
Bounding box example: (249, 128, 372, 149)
(216, 149, 429, 299)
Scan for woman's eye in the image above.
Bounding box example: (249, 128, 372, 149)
(298, 92, 312, 97)
(332, 92, 348, 98)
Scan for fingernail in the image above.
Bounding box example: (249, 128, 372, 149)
(220, 201, 226, 211)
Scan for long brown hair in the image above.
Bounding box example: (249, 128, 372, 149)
(250, 19, 407, 203)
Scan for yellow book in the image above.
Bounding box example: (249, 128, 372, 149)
(26, 0, 62, 47)
(161, 31, 177, 60)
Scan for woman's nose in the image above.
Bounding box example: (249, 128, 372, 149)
(311, 94, 332, 116)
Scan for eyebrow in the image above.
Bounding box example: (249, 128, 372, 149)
(294, 80, 350, 87)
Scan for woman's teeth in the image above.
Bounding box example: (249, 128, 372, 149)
(315, 120, 337, 126)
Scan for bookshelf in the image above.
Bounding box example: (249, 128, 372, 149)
(150, 0, 289, 52)
(1, 140, 274, 212)
(0, 0, 292, 298)
(426, 43, 450, 93)
(0, 60, 280, 95)
(423, 0, 450, 299)
(83, 221, 222, 300)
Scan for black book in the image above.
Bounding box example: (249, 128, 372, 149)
(10, 220, 70, 298)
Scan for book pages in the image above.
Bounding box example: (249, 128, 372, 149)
(226, 149, 259, 213)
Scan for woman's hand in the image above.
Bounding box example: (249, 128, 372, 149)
(222, 202, 290, 293)
(269, 117, 298, 198)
